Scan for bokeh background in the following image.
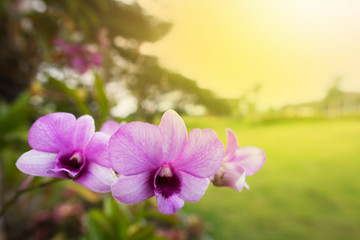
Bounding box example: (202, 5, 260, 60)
(1, 0, 360, 239)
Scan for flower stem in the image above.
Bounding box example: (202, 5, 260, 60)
(0, 178, 63, 217)
(19, 175, 35, 191)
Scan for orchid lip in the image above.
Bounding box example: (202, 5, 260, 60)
(54, 151, 86, 179)
(154, 165, 181, 199)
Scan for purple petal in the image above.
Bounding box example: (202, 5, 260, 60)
(100, 120, 123, 136)
(54, 38, 67, 48)
(155, 193, 184, 214)
(85, 132, 110, 167)
(74, 162, 117, 193)
(109, 122, 162, 175)
(28, 112, 76, 153)
(178, 171, 210, 202)
(225, 129, 238, 160)
(233, 146, 266, 176)
(158, 110, 187, 163)
(90, 53, 103, 66)
(74, 115, 95, 150)
(16, 150, 67, 178)
(71, 56, 88, 74)
(173, 128, 224, 178)
(227, 166, 247, 192)
(112, 172, 154, 204)
(229, 165, 249, 191)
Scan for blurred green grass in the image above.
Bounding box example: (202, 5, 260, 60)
(182, 117, 360, 240)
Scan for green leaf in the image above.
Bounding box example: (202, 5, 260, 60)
(0, 92, 30, 137)
(144, 211, 179, 226)
(127, 226, 155, 240)
(94, 74, 109, 125)
(147, 237, 169, 240)
(87, 209, 113, 240)
(47, 76, 90, 115)
(86, 214, 104, 240)
(104, 197, 129, 239)
(36, 34, 51, 61)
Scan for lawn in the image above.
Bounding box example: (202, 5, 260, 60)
(181, 117, 360, 239)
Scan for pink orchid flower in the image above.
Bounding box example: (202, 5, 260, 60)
(100, 120, 124, 136)
(16, 113, 116, 193)
(54, 38, 102, 74)
(210, 129, 265, 191)
(109, 110, 224, 214)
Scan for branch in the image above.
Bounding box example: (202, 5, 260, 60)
(0, 178, 63, 217)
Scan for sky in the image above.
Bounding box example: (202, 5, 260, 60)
(137, 0, 360, 109)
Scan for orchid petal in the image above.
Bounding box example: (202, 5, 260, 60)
(214, 164, 248, 192)
(28, 112, 76, 153)
(233, 146, 266, 176)
(109, 122, 162, 175)
(155, 193, 184, 214)
(100, 120, 123, 136)
(112, 172, 154, 204)
(178, 171, 210, 202)
(16, 150, 67, 178)
(174, 128, 224, 178)
(225, 129, 238, 160)
(74, 115, 95, 150)
(74, 162, 116, 193)
(233, 167, 248, 191)
(85, 132, 111, 167)
(159, 110, 187, 162)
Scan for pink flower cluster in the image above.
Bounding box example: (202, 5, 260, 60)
(16, 110, 265, 214)
(54, 39, 102, 74)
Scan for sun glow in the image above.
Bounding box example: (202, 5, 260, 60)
(141, 0, 360, 109)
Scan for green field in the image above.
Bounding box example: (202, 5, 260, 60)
(181, 117, 360, 239)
